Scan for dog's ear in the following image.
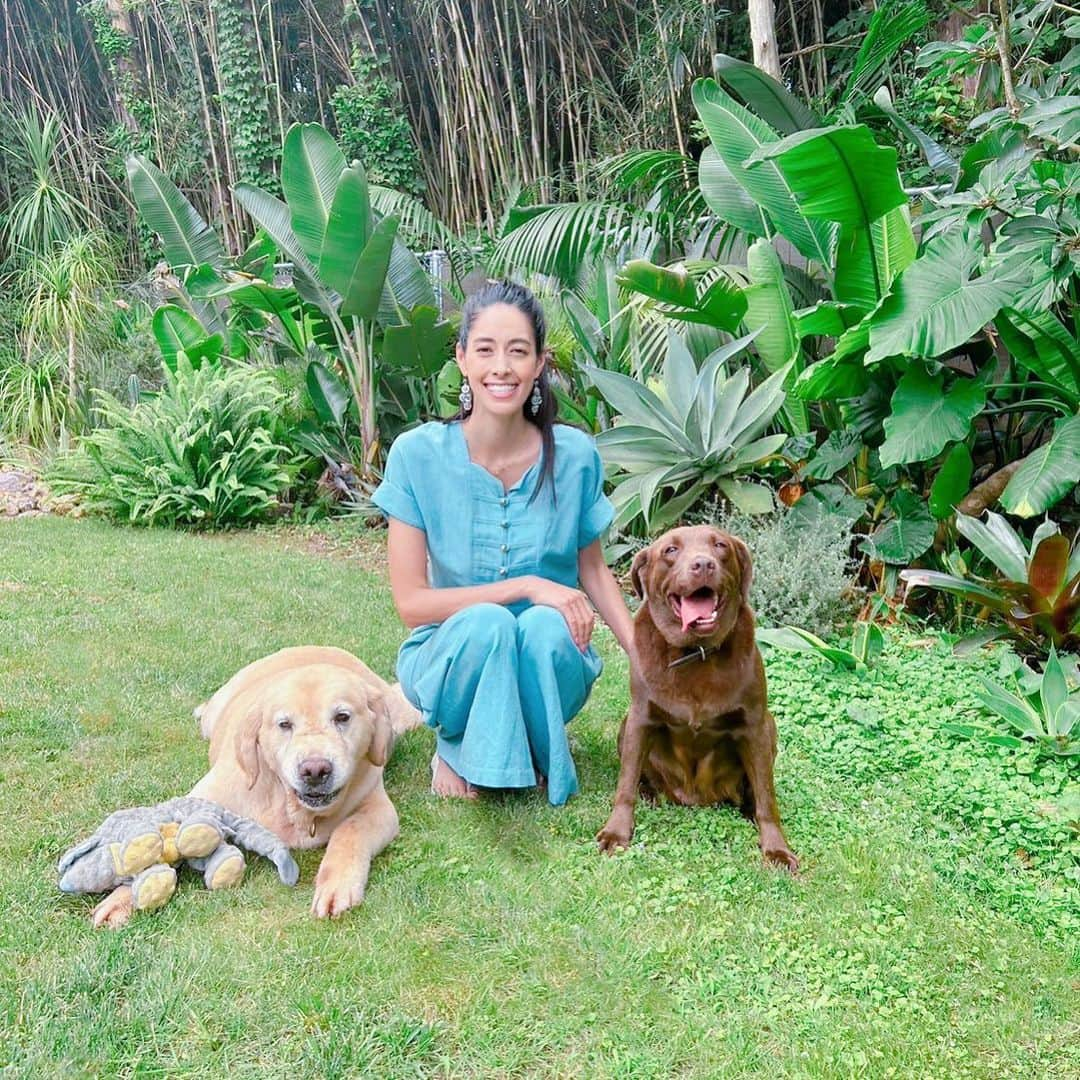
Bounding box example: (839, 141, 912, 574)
(630, 546, 651, 600)
(365, 690, 393, 767)
(731, 535, 753, 606)
(233, 705, 264, 790)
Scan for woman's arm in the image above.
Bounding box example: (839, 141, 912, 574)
(387, 518, 539, 628)
(577, 539, 635, 656)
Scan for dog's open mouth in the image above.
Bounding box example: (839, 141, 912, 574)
(295, 787, 343, 809)
(670, 587, 720, 633)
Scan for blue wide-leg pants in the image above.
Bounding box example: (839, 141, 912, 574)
(396, 603, 603, 806)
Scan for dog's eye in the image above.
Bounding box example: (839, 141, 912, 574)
(663, 545, 678, 556)
(713, 536, 727, 548)
(276, 717, 293, 731)
(333, 710, 351, 726)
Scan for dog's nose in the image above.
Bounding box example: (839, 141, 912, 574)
(690, 556, 717, 575)
(299, 757, 333, 786)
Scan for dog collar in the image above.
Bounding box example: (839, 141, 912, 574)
(668, 645, 720, 669)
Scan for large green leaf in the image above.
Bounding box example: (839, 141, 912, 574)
(899, 569, 1015, 612)
(955, 510, 1029, 581)
(617, 259, 747, 330)
(380, 237, 438, 325)
(717, 477, 775, 514)
(756, 626, 861, 670)
(281, 123, 347, 265)
(711, 53, 819, 134)
(126, 154, 226, 271)
(995, 309, 1080, 407)
(742, 238, 807, 432)
(381, 305, 454, 376)
(698, 147, 768, 237)
(199, 280, 306, 355)
(929, 442, 974, 519)
(233, 183, 333, 311)
(795, 301, 865, 338)
(866, 489, 935, 564)
(805, 429, 862, 480)
(338, 216, 398, 320)
(793, 355, 869, 400)
(748, 125, 907, 228)
(1000, 414, 1080, 517)
(865, 230, 1016, 363)
(834, 206, 917, 308)
(305, 359, 351, 429)
(319, 161, 397, 320)
(151, 304, 220, 369)
(878, 366, 987, 468)
(692, 79, 833, 268)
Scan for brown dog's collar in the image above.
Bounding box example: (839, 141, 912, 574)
(668, 645, 720, 669)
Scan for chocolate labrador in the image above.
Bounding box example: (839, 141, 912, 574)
(596, 525, 798, 871)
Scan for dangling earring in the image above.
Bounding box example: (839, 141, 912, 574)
(529, 380, 542, 416)
(459, 379, 473, 412)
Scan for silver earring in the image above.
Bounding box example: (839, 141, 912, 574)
(459, 380, 472, 411)
(529, 380, 542, 416)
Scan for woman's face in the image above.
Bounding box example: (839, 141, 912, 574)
(457, 302, 544, 418)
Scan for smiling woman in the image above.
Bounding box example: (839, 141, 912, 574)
(371, 282, 636, 805)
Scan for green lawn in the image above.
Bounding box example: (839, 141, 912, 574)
(1, 517, 1077, 1078)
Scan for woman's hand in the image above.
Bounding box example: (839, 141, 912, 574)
(528, 577, 596, 651)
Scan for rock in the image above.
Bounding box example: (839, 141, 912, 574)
(0, 467, 69, 519)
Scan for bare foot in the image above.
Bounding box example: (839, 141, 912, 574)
(431, 755, 478, 799)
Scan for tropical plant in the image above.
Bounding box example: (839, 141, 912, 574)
(49, 355, 292, 528)
(757, 618, 885, 672)
(589, 328, 789, 529)
(1, 104, 91, 260)
(901, 511, 1080, 652)
(127, 125, 443, 474)
(19, 230, 118, 397)
(0, 350, 71, 448)
(945, 646, 1080, 758)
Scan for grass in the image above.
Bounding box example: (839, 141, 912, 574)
(1, 516, 1077, 1078)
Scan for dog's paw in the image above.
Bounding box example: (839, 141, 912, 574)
(311, 872, 365, 918)
(596, 815, 633, 855)
(762, 846, 799, 874)
(91, 886, 135, 929)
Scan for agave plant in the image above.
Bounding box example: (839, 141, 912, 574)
(588, 328, 789, 529)
(900, 511, 1080, 651)
(945, 646, 1080, 759)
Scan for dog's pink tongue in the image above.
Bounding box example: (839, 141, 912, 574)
(680, 595, 714, 631)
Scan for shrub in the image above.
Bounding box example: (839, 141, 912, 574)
(50, 356, 291, 528)
(687, 497, 860, 635)
(0, 349, 71, 448)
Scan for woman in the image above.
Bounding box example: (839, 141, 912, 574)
(372, 281, 634, 805)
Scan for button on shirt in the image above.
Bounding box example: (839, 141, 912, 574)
(371, 421, 614, 618)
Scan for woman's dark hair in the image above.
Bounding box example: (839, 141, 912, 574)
(448, 280, 558, 503)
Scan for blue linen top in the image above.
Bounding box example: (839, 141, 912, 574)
(371, 421, 614, 615)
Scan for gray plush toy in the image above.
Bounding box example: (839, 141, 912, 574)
(58, 796, 299, 914)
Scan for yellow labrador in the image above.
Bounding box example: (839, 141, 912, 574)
(91, 647, 420, 927)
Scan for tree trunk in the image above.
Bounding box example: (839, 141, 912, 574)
(104, 0, 141, 133)
(748, 0, 782, 79)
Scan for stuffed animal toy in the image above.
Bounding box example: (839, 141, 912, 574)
(58, 796, 299, 914)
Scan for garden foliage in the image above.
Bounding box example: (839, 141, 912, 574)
(50, 355, 291, 528)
